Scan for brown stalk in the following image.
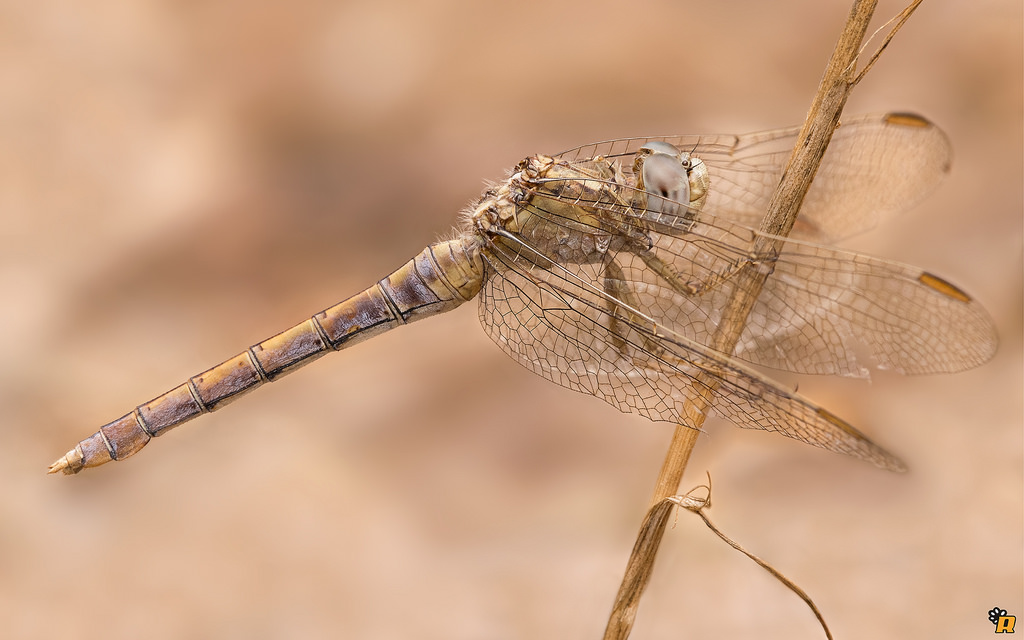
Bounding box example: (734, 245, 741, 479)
(602, 1, 923, 638)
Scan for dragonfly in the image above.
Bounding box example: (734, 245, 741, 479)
(49, 112, 998, 476)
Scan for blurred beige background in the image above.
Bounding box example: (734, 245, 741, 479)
(2, 1, 1020, 638)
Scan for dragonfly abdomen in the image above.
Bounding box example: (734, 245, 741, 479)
(49, 236, 484, 475)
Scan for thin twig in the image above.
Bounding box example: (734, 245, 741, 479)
(853, 0, 922, 86)
(668, 483, 834, 640)
(602, 1, 923, 637)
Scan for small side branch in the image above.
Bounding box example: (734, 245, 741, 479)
(666, 481, 833, 640)
(853, 0, 923, 86)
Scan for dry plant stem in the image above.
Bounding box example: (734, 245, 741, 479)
(602, 0, 923, 637)
(602, 499, 678, 639)
(647, 423, 700, 510)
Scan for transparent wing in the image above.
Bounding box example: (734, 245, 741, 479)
(555, 113, 952, 242)
(628, 219, 997, 377)
(477, 232, 905, 471)
(515, 179, 996, 378)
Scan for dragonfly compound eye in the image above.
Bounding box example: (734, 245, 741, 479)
(641, 152, 690, 215)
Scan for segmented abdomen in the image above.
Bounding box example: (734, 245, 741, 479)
(49, 236, 483, 474)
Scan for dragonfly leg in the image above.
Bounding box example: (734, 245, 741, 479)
(603, 260, 631, 358)
(637, 248, 749, 298)
(603, 259, 665, 362)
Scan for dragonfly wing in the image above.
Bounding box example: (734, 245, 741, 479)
(774, 113, 950, 241)
(477, 237, 905, 471)
(737, 234, 997, 375)
(556, 113, 952, 242)
(617, 217, 998, 377)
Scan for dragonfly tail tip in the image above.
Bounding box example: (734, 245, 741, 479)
(47, 459, 69, 475)
(47, 449, 84, 475)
